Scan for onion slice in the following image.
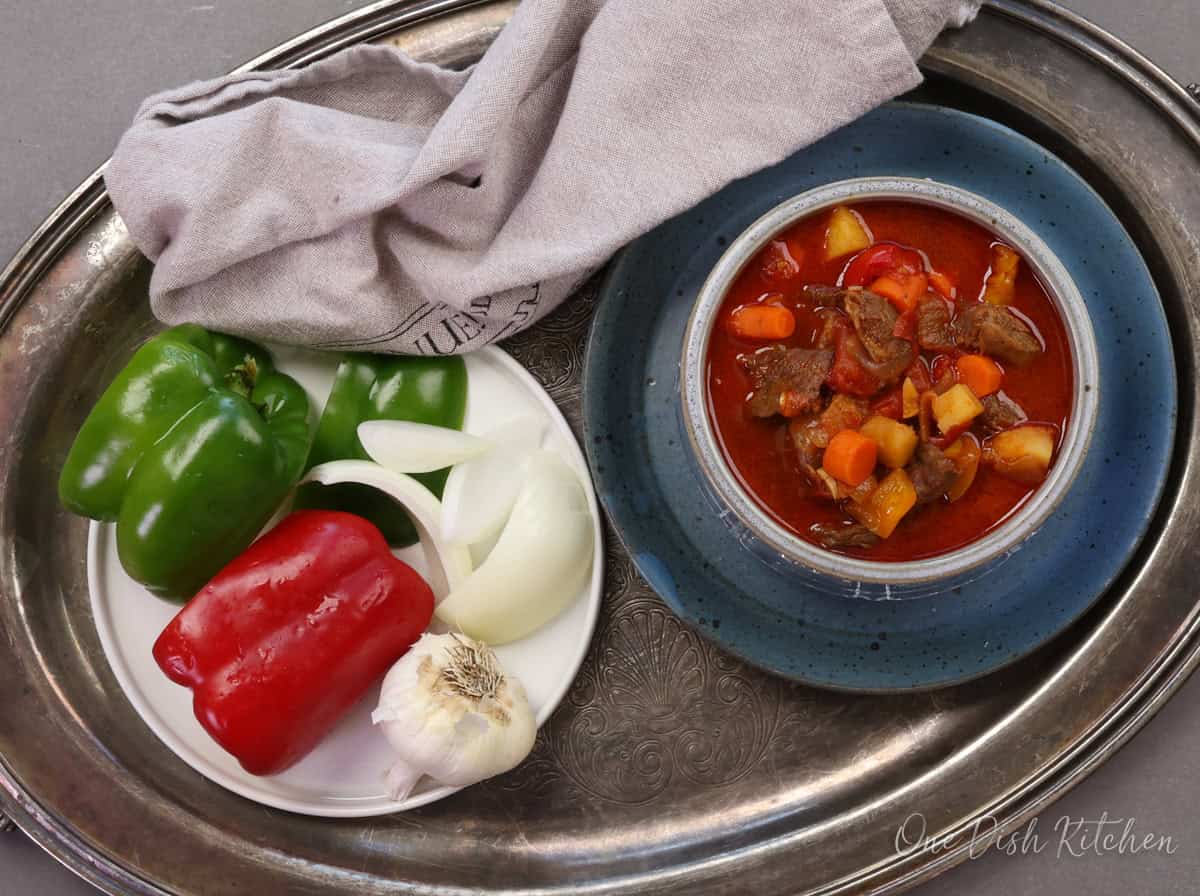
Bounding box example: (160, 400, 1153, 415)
(436, 452, 593, 644)
(358, 421, 492, 474)
(301, 460, 472, 600)
(441, 417, 546, 546)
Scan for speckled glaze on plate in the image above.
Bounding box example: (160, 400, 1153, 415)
(585, 101, 1176, 690)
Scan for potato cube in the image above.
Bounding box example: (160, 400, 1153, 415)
(847, 472, 878, 505)
(943, 435, 981, 502)
(982, 243, 1020, 305)
(859, 415, 918, 469)
(983, 424, 1056, 484)
(824, 206, 873, 261)
(853, 468, 917, 538)
(932, 384, 984, 434)
(901, 377, 919, 419)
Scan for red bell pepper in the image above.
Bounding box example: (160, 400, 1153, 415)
(842, 242, 925, 288)
(153, 510, 434, 776)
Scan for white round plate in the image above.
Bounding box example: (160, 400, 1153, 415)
(88, 345, 603, 817)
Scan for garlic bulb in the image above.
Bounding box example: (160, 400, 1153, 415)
(372, 632, 536, 800)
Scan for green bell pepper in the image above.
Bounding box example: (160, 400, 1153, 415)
(59, 324, 312, 601)
(295, 353, 467, 546)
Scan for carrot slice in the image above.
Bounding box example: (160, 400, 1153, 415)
(956, 354, 1004, 397)
(869, 271, 928, 313)
(728, 304, 796, 340)
(928, 270, 956, 299)
(823, 429, 878, 487)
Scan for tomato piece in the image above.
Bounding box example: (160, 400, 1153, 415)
(892, 308, 918, 341)
(930, 354, 958, 388)
(842, 242, 925, 287)
(828, 333, 882, 397)
(758, 239, 802, 284)
(870, 388, 904, 420)
(905, 357, 933, 392)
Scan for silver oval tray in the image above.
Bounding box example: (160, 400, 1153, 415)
(1, 1, 1198, 894)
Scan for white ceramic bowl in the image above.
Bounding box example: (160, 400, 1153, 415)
(681, 177, 1100, 589)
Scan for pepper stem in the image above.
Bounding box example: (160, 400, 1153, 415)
(225, 355, 259, 399)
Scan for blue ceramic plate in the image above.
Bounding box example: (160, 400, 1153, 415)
(584, 102, 1177, 691)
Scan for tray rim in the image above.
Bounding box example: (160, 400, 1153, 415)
(1, 1, 1199, 895)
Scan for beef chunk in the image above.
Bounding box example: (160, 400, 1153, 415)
(811, 522, 881, 550)
(739, 346, 833, 418)
(789, 416, 824, 469)
(839, 289, 916, 383)
(905, 442, 957, 504)
(789, 395, 869, 485)
(853, 333, 915, 386)
(843, 289, 902, 362)
(915, 296, 955, 352)
(818, 394, 870, 443)
(805, 288, 915, 386)
(815, 308, 847, 350)
(952, 303, 1042, 366)
(803, 284, 846, 308)
(978, 391, 1027, 434)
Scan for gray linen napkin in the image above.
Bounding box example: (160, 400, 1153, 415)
(106, 0, 980, 356)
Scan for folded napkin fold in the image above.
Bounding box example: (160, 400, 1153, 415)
(106, 0, 980, 355)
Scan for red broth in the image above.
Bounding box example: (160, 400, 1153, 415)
(705, 201, 1074, 561)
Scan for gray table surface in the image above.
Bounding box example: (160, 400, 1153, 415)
(1, 1, 1196, 894)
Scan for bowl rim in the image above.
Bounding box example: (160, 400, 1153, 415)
(680, 176, 1101, 586)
